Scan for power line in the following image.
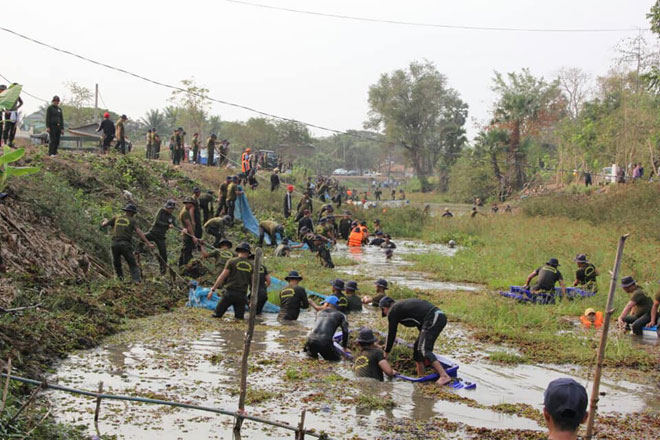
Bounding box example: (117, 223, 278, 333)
(0, 27, 632, 181)
(226, 0, 647, 33)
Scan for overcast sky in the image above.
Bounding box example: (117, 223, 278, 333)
(3, 0, 655, 139)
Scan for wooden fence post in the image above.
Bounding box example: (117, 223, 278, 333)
(0, 358, 11, 415)
(585, 234, 628, 438)
(94, 381, 104, 436)
(233, 247, 263, 437)
(296, 409, 306, 440)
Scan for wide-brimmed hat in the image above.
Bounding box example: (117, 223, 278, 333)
(285, 270, 303, 281)
(573, 254, 589, 264)
(378, 296, 395, 308)
(193, 187, 201, 194)
(235, 242, 252, 253)
(331, 279, 345, 290)
(121, 204, 137, 213)
(356, 328, 377, 344)
(621, 276, 636, 288)
(374, 279, 389, 289)
(546, 258, 560, 267)
(164, 200, 176, 209)
(218, 239, 232, 248)
(345, 281, 359, 291)
(182, 197, 195, 204)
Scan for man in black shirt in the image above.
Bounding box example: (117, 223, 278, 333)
(380, 234, 396, 249)
(311, 279, 348, 313)
(270, 169, 280, 192)
(137, 200, 178, 274)
(278, 271, 310, 321)
(572, 254, 598, 293)
(441, 208, 454, 218)
(524, 258, 566, 296)
(297, 210, 314, 238)
(379, 297, 452, 385)
(208, 242, 254, 320)
(354, 328, 396, 381)
(46, 95, 63, 156)
(338, 211, 352, 241)
(369, 231, 385, 246)
(345, 281, 363, 312)
(191, 188, 203, 240)
(96, 112, 114, 154)
(305, 296, 349, 361)
(198, 190, 215, 224)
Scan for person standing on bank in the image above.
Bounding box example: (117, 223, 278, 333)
(270, 169, 281, 192)
(206, 133, 217, 166)
(379, 297, 453, 385)
(46, 95, 63, 156)
(101, 204, 153, 282)
(191, 133, 201, 164)
(207, 242, 254, 320)
(284, 185, 294, 218)
(96, 112, 115, 154)
(115, 114, 128, 154)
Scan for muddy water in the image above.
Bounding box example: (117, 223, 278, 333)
(48, 239, 656, 439)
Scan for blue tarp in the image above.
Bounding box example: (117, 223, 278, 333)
(499, 286, 595, 304)
(187, 284, 281, 314)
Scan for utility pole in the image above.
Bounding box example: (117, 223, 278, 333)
(95, 84, 99, 122)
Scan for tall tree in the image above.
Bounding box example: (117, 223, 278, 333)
(169, 78, 210, 138)
(491, 69, 564, 190)
(140, 109, 168, 134)
(365, 60, 468, 192)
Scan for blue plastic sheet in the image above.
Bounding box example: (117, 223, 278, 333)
(499, 286, 595, 304)
(187, 284, 280, 314)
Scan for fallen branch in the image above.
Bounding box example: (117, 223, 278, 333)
(0, 304, 41, 314)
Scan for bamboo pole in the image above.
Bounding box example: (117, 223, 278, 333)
(585, 234, 629, 438)
(0, 358, 11, 414)
(296, 409, 307, 440)
(233, 247, 262, 436)
(94, 381, 103, 437)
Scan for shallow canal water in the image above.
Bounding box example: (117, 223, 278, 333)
(48, 240, 656, 439)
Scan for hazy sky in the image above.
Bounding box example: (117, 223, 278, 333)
(3, 0, 655, 139)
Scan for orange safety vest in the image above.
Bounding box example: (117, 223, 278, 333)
(580, 312, 604, 329)
(241, 152, 250, 172)
(348, 227, 363, 247)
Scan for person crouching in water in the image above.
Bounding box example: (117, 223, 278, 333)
(354, 328, 396, 381)
(304, 296, 348, 361)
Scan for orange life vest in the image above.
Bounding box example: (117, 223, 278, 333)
(580, 311, 604, 329)
(348, 227, 363, 247)
(241, 152, 250, 172)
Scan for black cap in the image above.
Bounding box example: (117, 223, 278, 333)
(346, 281, 359, 291)
(121, 114, 127, 120)
(356, 328, 377, 344)
(164, 200, 176, 209)
(222, 215, 233, 224)
(546, 258, 560, 267)
(193, 187, 201, 194)
(206, 190, 213, 195)
(235, 242, 252, 254)
(544, 378, 588, 429)
(331, 279, 345, 290)
(621, 276, 636, 288)
(52, 95, 60, 102)
(183, 197, 195, 204)
(374, 279, 389, 289)
(284, 270, 303, 281)
(121, 204, 137, 213)
(226, 176, 232, 181)
(218, 239, 232, 248)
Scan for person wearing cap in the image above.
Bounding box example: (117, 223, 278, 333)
(348, 223, 365, 247)
(199, 239, 234, 270)
(617, 276, 652, 335)
(203, 215, 232, 248)
(207, 242, 254, 320)
(354, 329, 396, 381)
(101, 204, 153, 282)
(152, 130, 161, 159)
(304, 295, 349, 361)
(198, 190, 215, 224)
(299, 228, 316, 251)
(218, 139, 230, 166)
(310, 279, 348, 313)
(318, 204, 334, 221)
(241, 147, 252, 175)
(523, 258, 566, 297)
(190, 133, 200, 164)
(295, 192, 313, 222)
(580, 308, 604, 329)
(345, 281, 363, 312)
(258, 220, 285, 247)
(270, 168, 281, 192)
(205, 133, 217, 167)
(362, 278, 389, 306)
(338, 210, 352, 241)
(173, 127, 184, 165)
(45, 95, 64, 156)
(278, 271, 310, 321)
(178, 198, 200, 267)
(190, 188, 203, 240)
(441, 208, 454, 218)
(216, 176, 230, 217)
(283, 185, 294, 219)
(543, 378, 588, 439)
(115, 115, 128, 155)
(380, 234, 396, 249)
(504, 204, 512, 213)
(137, 200, 179, 274)
(572, 254, 599, 293)
(374, 187, 382, 201)
(297, 209, 314, 238)
(380, 297, 452, 385)
(96, 112, 115, 154)
(314, 235, 335, 268)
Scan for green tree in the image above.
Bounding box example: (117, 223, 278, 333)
(169, 78, 210, 138)
(62, 81, 95, 127)
(140, 109, 168, 134)
(491, 69, 564, 190)
(365, 60, 468, 192)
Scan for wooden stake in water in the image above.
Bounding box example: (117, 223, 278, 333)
(585, 234, 628, 438)
(94, 381, 104, 437)
(233, 247, 262, 437)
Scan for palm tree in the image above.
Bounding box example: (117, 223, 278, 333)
(140, 109, 168, 134)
